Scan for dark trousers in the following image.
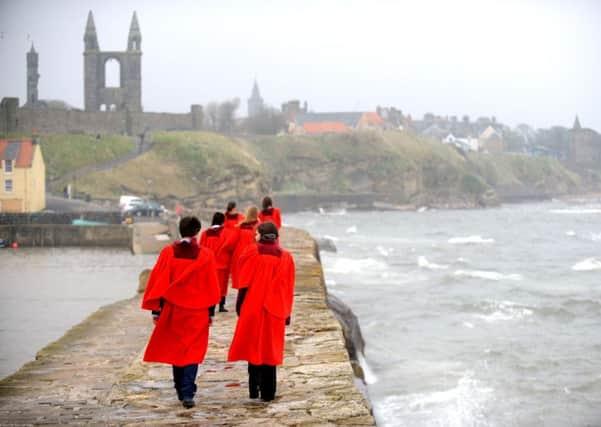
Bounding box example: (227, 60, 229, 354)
(172, 364, 198, 400)
(248, 363, 277, 401)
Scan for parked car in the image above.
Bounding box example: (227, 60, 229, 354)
(119, 195, 143, 211)
(122, 199, 166, 218)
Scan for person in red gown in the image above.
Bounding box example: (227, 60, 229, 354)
(199, 212, 237, 312)
(228, 222, 296, 401)
(258, 196, 282, 229)
(224, 201, 245, 229)
(230, 206, 260, 290)
(141, 217, 221, 409)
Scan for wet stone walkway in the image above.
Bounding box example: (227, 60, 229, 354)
(0, 228, 374, 425)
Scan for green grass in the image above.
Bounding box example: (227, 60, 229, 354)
(40, 134, 134, 181)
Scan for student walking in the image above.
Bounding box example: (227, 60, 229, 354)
(141, 217, 221, 408)
(228, 222, 295, 401)
(258, 196, 282, 229)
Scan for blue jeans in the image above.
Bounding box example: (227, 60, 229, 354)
(172, 364, 198, 400)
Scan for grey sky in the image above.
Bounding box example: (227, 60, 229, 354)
(1, 0, 599, 131)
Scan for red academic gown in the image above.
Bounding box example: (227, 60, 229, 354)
(224, 212, 245, 229)
(200, 226, 237, 297)
(258, 207, 282, 229)
(228, 242, 295, 366)
(230, 220, 260, 289)
(142, 240, 221, 366)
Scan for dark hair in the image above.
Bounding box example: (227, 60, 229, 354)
(211, 212, 225, 226)
(262, 196, 273, 210)
(258, 221, 278, 240)
(179, 216, 201, 237)
(226, 201, 236, 213)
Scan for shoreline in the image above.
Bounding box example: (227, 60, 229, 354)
(0, 227, 374, 425)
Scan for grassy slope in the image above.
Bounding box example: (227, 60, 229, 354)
(74, 131, 264, 200)
(44, 130, 582, 204)
(40, 134, 134, 180)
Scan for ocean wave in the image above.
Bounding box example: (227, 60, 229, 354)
(565, 230, 576, 237)
(322, 234, 340, 242)
(418, 256, 449, 270)
(448, 235, 495, 244)
(318, 207, 347, 216)
(346, 225, 357, 234)
(357, 353, 378, 385)
(327, 257, 388, 274)
(550, 208, 601, 214)
(376, 245, 390, 257)
(453, 269, 522, 281)
(590, 233, 601, 242)
(572, 258, 601, 271)
(374, 372, 493, 427)
(472, 300, 533, 323)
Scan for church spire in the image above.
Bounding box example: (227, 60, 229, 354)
(84, 10, 98, 50)
(127, 11, 141, 51)
(573, 115, 582, 131)
(251, 80, 261, 99)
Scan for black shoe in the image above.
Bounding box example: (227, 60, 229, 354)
(219, 305, 228, 313)
(182, 399, 195, 409)
(261, 394, 275, 402)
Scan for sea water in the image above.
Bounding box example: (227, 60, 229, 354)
(286, 200, 601, 427)
(0, 248, 156, 379)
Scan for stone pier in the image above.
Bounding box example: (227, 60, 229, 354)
(0, 227, 374, 425)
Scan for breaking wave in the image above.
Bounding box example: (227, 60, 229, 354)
(448, 236, 495, 244)
(572, 258, 601, 271)
(418, 256, 449, 270)
(453, 270, 522, 281)
(374, 373, 494, 427)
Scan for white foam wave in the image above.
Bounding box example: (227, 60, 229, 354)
(417, 206, 428, 212)
(565, 230, 576, 237)
(325, 278, 337, 286)
(474, 300, 533, 323)
(322, 234, 340, 242)
(375, 373, 493, 427)
(328, 257, 388, 274)
(454, 269, 522, 281)
(319, 207, 347, 216)
(357, 353, 378, 385)
(376, 245, 390, 257)
(572, 258, 601, 271)
(418, 256, 449, 270)
(346, 225, 357, 234)
(590, 233, 601, 242)
(551, 208, 601, 214)
(448, 235, 495, 244)
(463, 321, 475, 329)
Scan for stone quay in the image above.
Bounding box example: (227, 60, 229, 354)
(0, 227, 374, 425)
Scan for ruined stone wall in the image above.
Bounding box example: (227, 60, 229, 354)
(14, 107, 197, 136)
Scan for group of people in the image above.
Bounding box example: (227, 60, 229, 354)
(141, 197, 295, 409)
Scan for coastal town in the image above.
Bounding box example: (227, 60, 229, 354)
(1, 3, 600, 426)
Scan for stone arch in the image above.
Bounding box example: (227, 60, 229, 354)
(104, 57, 121, 88)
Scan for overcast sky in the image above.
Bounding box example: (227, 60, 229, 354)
(0, 0, 599, 131)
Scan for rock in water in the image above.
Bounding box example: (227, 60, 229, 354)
(316, 237, 337, 253)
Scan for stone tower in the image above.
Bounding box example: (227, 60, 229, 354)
(247, 80, 264, 118)
(26, 44, 40, 107)
(83, 11, 142, 112)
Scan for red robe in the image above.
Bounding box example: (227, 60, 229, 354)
(230, 220, 260, 289)
(199, 226, 237, 296)
(224, 212, 245, 229)
(142, 240, 221, 366)
(228, 242, 295, 366)
(258, 207, 282, 229)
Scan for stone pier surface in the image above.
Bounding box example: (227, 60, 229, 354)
(0, 227, 374, 425)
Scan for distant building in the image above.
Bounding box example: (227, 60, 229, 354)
(478, 126, 504, 153)
(247, 80, 264, 118)
(289, 111, 384, 134)
(0, 137, 46, 212)
(443, 133, 479, 151)
(568, 116, 601, 169)
(84, 10, 142, 112)
(25, 44, 40, 108)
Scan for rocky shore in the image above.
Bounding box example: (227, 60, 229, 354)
(0, 227, 374, 425)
